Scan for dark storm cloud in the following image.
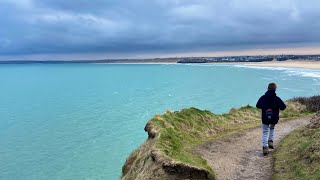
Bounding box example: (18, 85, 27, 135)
(1, 0, 320, 56)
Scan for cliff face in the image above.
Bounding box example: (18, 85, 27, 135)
(121, 108, 216, 180)
(121, 102, 308, 180)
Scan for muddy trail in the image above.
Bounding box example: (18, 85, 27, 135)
(196, 117, 311, 180)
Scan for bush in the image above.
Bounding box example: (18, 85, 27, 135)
(290, 96, 320, 112)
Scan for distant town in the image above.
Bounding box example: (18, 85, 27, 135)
(1, 54, 320, 64)
(175, 54, 320, 63)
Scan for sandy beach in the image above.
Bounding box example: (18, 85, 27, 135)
(241, 60, 320, 69)
(107, 60, 320, 69)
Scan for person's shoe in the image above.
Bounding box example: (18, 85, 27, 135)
(263, 146, 269, 156)
(268, 140, 274, 149)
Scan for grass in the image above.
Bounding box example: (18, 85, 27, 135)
(122, 96, 319, 179)
(273, 116, 320, 180)
(144, 101, 310, 178)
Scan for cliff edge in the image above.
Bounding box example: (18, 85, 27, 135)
(121, 99, 313, 180)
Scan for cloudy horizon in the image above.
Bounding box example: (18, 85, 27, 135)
(1, 0, 320, 60)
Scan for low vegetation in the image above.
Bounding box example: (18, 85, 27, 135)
(121, 97, 316, 180)
(290, 95, 320, 112)
(273, 115, 320, 180)
(273, 95, 320, 180)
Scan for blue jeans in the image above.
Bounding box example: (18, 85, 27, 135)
(262, 123, 275, 147)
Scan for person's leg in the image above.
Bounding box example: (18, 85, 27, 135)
(268, 124, 275, 149)
(262, 123, 269, 155)
(269, 124, 275, 141)
(262, 124, 269, 147)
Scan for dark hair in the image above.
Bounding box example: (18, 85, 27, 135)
(268, 83, 277, 90)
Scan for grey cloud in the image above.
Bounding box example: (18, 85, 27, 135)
(1, 0, 320, 57)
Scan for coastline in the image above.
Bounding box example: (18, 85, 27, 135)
(106, 60, 320, 69)
(239, 60, 320, 69)
(2, 60, 320, 70)
(99, 62, 177, 64)
(106, 60, 320, 66)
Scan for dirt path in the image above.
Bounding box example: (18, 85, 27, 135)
(196, 118, 311, 180)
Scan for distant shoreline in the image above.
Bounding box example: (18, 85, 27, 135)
(0, 60, 179, 64)
(1, 59, 320, 69)
(99, 62, 177, 64)
(109, 60, 320, 70)
(1, 54, 320, 65)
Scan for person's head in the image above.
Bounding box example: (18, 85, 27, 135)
(268, 83, 277, 91)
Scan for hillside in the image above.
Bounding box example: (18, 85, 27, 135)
(121, 97, 317, 180)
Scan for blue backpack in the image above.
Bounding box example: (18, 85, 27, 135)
(265, 97, 277, 122)
(266, 109, 274, 120)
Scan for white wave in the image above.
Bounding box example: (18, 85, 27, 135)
(282, 87, 305, 92)
(262, 77, 273, 80)
(285, 70, 320, 78)
(232, 64, 294, 71)
(179, 63, 320, 79)
(233, 64, 320, 79)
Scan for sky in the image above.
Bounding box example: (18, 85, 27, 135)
(1, 0, 320, 60)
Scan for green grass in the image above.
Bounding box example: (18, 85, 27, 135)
(273, 117, 320, 180)
(122, 96, 320, 179)
(146, 101, 311, 178)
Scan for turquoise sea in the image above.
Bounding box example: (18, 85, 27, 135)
(0, 64, 319, 179)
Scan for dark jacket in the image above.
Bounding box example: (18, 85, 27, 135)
(256, 90, 286, 124)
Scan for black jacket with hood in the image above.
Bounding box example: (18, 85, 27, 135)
(256, 90, 286, 124)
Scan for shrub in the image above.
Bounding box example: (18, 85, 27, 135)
(290, 96, 320, 112)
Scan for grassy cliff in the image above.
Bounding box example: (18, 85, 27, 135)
(121, 98, 315, 180)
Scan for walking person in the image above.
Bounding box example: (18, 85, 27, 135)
(256, 83, 286, 155)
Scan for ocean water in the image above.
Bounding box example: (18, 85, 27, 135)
(0, 63, 319, 179)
